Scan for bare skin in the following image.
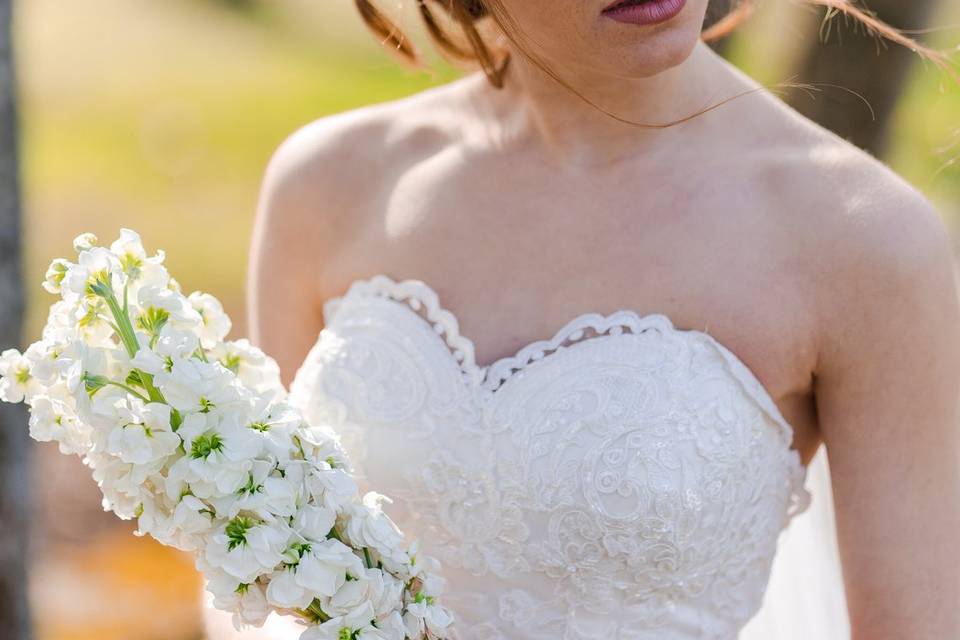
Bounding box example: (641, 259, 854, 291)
(247, 5, 960, 637)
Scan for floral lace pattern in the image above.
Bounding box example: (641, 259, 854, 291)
(289, 275, 812, 640)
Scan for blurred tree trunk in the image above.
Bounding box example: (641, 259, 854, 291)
(0, 0, 32, 639)
(785, 0, 941, 157)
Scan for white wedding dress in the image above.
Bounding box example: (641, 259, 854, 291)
(203, 274, 851, 639)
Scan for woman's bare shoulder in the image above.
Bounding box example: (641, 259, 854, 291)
(259, 74, 479, 221)
(250, 72, 483, 284)
(710, 57, 947, 258)
(741, 83, 952, 273)
(756, 102, 957, 362)
(782, 131, 949, 284)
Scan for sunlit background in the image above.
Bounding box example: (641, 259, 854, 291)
(11, 0, 960, 638)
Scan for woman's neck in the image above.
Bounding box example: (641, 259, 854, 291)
(484, 41, 741, 168)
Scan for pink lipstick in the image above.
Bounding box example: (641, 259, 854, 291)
(601, 0, 687, 25)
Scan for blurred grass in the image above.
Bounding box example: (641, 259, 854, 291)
(13, 1, 959, 639)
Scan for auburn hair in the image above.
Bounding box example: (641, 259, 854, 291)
(353, 0, 957, 126)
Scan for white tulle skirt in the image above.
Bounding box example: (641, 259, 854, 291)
(740, 444, 850, 639)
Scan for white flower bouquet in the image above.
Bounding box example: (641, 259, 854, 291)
(0, 229, 454, 640)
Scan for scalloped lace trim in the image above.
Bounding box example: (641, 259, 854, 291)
(322, 273, 812, 520)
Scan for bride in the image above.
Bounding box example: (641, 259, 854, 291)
(207, 0, 960, 638)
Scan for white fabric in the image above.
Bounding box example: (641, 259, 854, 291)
(739, 444, 849, 640)
(202, 274, 849, 639)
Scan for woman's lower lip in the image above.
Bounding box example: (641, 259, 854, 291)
(601, 0, 687, 25)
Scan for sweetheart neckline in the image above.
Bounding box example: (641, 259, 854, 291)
(316, 273, 812, 517)
(322, 273, 793, 421)
(319, 273, 809, 471)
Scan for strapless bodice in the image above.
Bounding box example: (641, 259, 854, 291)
(288, 275, 812, 640)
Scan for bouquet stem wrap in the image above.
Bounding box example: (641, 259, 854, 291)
(0, 230, 454, 640)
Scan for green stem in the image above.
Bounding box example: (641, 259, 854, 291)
(103, 380, 149, 402)
(294, 600, 330, 624)
(105, 294, 138, 359)
(307, 600, 329, 623)
(103, 290, 166, 405)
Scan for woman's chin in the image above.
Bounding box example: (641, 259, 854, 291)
(581, 4, 705, 75)
(590, 31, 702, 79)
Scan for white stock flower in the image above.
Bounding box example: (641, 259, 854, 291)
(296, 424, 352, 475)
(265, 563, 314, 610)
(292, 504, 337, 541)
(134, 491, 178, 542)
(136, 285, 202, 329)
(109, 228, 169, 289)
(0, 348, 42, 403)
(207, 570, 272, 629)
(106, 401, 180, 466)
(210, 339, 282, 395)
(172, 410, 264, 496)
(374, 572, 405, 619)
(131, 326, 200, 376)
(87, 388, 142, 438)
(156, 358, 242, 415)
(22, 339, 63, 387)
(42, 258, 70, 295)
(207, 459, 300, 520)
(299, 601, 381, 640)
(402, 570, 453, 638)
(56, 339, 110, 396)
(91, 455, 159, 519)
(306, 463, 359, 514)
(256, 475, 300, 518)
(322, 567, 395, 618)
(72, 232, 98, 252)
(370, 611, 406, 640)
(404, 539, 441, 581)
(40, 299, 75, 344)
(109, 228, 146, 266)
(403, 596, 454, 639)
(63, 246, 119, 298)
(188, 291, 232, 348)
(342, 493, 406, 566)
(167, 494, 216, 552)
(246, 398, 301, 463)
(26, 394, 63, 442)
(73, 298, 117, 345)
(28, 392, 89, 455)
(205, 516, 289, 584)
(266, 538, 365, 609)
(418, 572, 448, 600)
(267, 505, 338, 608)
